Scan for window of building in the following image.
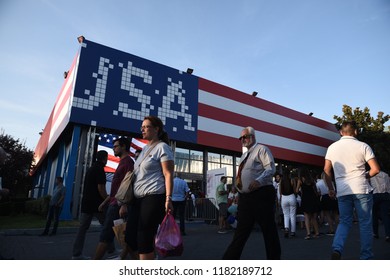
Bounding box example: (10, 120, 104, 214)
(175, 147, 203, 174)
(207, 152, 234, 177)
(190, 150, 203, 174)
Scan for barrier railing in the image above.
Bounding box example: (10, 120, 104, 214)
(185, 198, 217, 222)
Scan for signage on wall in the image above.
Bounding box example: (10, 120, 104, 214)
(70, 40, 198, 144)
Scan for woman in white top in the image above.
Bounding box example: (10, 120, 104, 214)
(120, 116, 174, 260)
(316, 172, 338, 235)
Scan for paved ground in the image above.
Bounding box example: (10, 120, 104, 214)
(0, 220, 389, 260)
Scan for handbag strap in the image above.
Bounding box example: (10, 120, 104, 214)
(134, 141, 160, 171)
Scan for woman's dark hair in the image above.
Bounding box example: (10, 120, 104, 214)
(280, 169, 294, 195)
(144, 115, 170, 144)
(300, 168, 315, 185)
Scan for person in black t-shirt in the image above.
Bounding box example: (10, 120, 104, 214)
(72, 150, 110, 260)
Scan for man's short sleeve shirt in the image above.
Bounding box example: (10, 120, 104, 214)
(325, 136, 375, 196)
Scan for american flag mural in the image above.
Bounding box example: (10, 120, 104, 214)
(34, 39, 339, 169)
(33, 54, 77, 167)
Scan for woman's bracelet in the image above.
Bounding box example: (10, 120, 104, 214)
(166, 195, 172, 201)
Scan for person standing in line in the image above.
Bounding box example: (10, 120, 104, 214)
(188, 191, 197, 218)
(279, 169, 297, 238)
(324, 120, 380, 260)
(72, 150, 111, 260)
(297, 169, 321, 240)
(370, 170, 390, 242)
(273, 173, 284, 229)
(94, 137, 135, 259)
(172, 172, 190, 235)
(316, 171, 338, 235)
(116, 148, 143, 260)
(120, 115, 174, 260)
(227, 185, 239, 215)
(216, 176, 229, 234)
(40, 176, 66, 236)
(223, 126, 281, 260)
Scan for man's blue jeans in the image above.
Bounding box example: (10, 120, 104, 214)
(332, 193, 373, 259)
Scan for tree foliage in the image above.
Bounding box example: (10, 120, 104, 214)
(333, 105, 390, 132)
(0, 131, 35, 198)
(333, 105, 390, 173)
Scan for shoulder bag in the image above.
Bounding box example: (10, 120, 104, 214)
(115, 142, 159, 205)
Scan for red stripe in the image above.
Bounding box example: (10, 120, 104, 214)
(31, 109, 54, 174)
(108, 155, 119, 163)
(269, 145, 325, 167)
(104, 166, 116, 173)
(198, 104, 334, 148)
(199, 78, 337, 132)
(198, 131, 242, 153)
(197, 131, 325, 166)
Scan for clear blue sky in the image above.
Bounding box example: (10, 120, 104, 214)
(1, 0, 389, 151)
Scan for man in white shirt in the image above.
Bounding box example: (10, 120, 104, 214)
(324, 120, 380, 260)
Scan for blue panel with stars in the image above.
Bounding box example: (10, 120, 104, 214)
(70, 40, 198, 143)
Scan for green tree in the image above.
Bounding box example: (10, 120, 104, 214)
(333, 105, 390, 172)
(333, 105, 390, 132)
(0, 131, 35, 198)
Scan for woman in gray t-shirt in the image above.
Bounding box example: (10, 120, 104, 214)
(121, 116, 174, 260)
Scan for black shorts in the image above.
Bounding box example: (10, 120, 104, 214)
(125, 194, 165, 254)
(218, 202, 228, 217)
(320, 194, 338, 211)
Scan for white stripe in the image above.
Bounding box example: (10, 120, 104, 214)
(48, 63, 76, 148)
(97, 145, 113, 154)
(97, 145, 117, 169)
(131, 138, 147, 148)
(49, 97, 71, 148)
(53, 65, 75, 119)
(198, 117, 327, 157)
(106, 160, 118, 170)
(199, 90, 339, 141)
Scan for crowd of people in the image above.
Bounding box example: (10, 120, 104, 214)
(272, 169, 339, 240)
(28, 118, 389, 260)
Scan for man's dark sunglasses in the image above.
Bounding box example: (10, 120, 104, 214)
(238, 134, 252, 141)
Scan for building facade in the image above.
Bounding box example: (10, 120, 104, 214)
(31, 38, 339, 220)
